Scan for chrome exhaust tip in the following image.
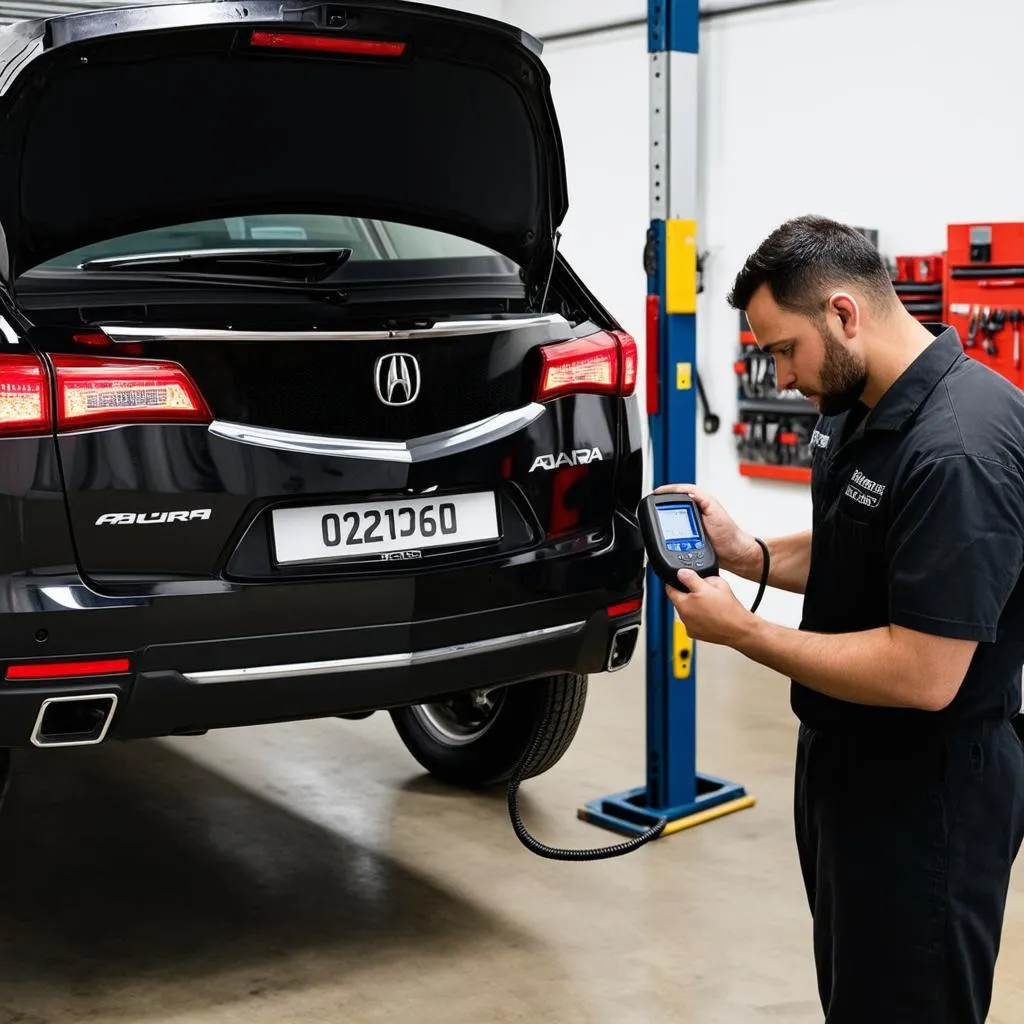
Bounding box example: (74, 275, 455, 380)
(606, 624, 641, 673)
(31, 693, 118, 748)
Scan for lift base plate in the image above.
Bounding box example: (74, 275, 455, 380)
(579, 773, 755, 839)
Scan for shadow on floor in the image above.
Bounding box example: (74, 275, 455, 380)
(0, 740, 546, 1020)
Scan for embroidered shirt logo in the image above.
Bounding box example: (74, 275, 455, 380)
(845, 469, 887, 509)
(810, 429, 831, 449)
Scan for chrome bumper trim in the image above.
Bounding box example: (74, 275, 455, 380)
(183, 621, 587, 684)
(208, 403, 545, 462)
(99, 314, 568, 345)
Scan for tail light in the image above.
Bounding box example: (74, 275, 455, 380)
(535, 330, 639, 402)
(0, 353, 210, 436)
(53, 356, 211, 431)
(249, 30, 407, 57)
(0, 353, 50, 437)
(616, 330, 639, 394)
(73, 331, 144, 355)
(608, 597, 643, 617)
(5, 657, 131, 681)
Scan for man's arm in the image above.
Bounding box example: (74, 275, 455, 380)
(736, 617, 978, 712)
(671, 451, 1023, 713)
(735, 452, 1024, 710)
(652, 483, 812, 595)
(728, 530, 812, 595)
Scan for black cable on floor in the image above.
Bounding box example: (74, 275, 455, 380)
(508, 549, 772, 860)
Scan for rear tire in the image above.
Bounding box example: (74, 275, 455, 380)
(390, 674, 587, 789)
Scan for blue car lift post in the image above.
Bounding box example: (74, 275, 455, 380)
(579, 0, 756, 839)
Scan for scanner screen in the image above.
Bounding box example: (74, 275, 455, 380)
(657, 504, 702, 551)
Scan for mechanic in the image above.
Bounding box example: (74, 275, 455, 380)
(659, 215, 1024, 1024)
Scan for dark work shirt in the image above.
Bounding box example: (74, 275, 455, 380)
(794, 325, 1024, 731)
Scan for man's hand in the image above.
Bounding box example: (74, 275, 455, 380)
(654, 484, 761, 578)
(654, 482, 812, 594)
(665, 569, 756, 647)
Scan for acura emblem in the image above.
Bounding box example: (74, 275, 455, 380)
(374, 353, 421, 407)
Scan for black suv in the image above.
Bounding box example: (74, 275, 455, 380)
(0, 0, 645, 788)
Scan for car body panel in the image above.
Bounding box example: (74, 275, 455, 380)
(0, 2, 645, 751)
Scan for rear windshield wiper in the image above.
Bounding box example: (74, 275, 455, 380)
(79, 247, 353, 284)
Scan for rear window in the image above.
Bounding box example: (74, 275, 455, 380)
(33, 213, 514, 269)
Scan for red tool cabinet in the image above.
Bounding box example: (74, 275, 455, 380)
(946, 223, 1024, 389)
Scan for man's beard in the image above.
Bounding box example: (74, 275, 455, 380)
(814, 324, 868, 416)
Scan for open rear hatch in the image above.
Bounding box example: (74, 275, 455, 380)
(0, 0, 567, 282)
(0, 2, 637, 588)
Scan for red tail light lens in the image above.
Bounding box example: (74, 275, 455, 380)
(0, 353, 50, 437)
(615, 330, 639, 394)
(250, 30, 407, 57)
(52, 356, 211, 431)
(535, 330, 639, 402)
(0, 353, 210, 436)
(608, 597, 643, 617)
(5, 657, 130, 681)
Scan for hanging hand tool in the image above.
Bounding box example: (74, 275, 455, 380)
(979, 306, 991, 351)
(1011, 309, 1021, 371)
(734, 357, 749, 399)
(695, 369, 720, 434)
(966, 305, 981, 348)
(984, 309, 1006, 357)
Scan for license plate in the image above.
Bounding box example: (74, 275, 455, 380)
(270, 492, 500, 564)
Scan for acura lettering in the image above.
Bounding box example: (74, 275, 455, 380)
(530, 448, 605, 473)
(94, 509, 213, 526)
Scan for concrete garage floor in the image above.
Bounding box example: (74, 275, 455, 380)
(0, 644, 1020, 1024)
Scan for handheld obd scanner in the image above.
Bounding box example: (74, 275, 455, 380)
(638, 493, 719, 590)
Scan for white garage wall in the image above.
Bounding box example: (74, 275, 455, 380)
(501, 0, 644, 37)
(523, 0, 1024, 629)
(439, 0, 506, 18)
(500, 0, 792, 36)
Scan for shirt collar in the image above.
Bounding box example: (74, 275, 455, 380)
(864, 325, 963, 432)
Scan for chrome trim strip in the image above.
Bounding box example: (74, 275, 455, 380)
(99, 314, 569, 344)
(80, 246, 348, 271)
(208, 403, 545, 462)
(0, 316, 18, 345)
(37, 584, 148, 611)
(183, 621, 587, 685)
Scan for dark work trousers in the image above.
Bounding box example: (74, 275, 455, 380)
(795, 716, 1024, 1023)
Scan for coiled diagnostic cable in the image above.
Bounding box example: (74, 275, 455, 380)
(507, 722, 667, 861)
(507, 538, 771, 861)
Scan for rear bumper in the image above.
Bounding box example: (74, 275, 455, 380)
(0, 603, 641, 748)
(0, 509, 644, 747)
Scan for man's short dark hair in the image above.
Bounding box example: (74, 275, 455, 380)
(727, 215, 897, 320)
